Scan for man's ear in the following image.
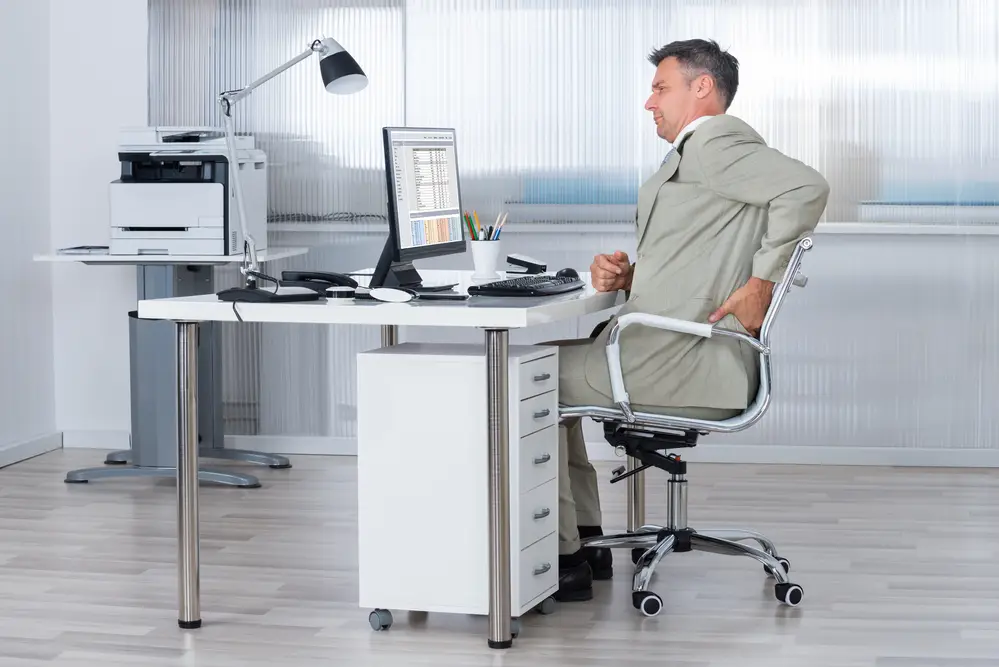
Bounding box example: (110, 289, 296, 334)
(695, 74, 714, 100)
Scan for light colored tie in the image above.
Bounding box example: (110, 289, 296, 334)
(660, 145, 676, 167)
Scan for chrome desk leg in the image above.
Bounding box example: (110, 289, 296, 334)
(177, 322, 201, 630)
(380, 324, 398, 347)
(485, 329, 511, 649)
(626, 456, 646, 532)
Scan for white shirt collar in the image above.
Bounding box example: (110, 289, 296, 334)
(672, 115, 714, 149)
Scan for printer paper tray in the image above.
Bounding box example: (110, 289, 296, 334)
(110, 182, 224, 229)
(110, 235, 233, 256)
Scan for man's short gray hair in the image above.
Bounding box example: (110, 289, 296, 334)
(648, 39, 739, 109)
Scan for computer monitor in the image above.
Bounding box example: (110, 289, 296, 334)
(371, 126, 466, 289)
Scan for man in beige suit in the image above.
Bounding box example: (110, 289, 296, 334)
(553, 39, 829, 602)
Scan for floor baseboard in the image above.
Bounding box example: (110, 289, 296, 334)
(0, 432, 63, 468)
(586, 441, 999, 467)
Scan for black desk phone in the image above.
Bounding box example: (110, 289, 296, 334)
(280, 271, 358, 292)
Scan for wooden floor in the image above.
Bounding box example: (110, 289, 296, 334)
(2, 450, 999, 666)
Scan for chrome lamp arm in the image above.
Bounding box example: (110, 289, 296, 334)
(217, 38, 366, 289)
(219, 40, 327, 113)
(605, 313, 769, 423)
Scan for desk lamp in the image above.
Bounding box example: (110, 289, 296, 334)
(217, 38, 367, 302)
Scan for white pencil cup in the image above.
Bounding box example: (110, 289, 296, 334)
(470, 240, 502, 283)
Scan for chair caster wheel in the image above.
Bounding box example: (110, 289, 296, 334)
(535, 596, 556, 615)
(369, 609, 393, 631)
(631, 548, 646, 565)
(775, 582, 803, 606)
(765, 557, 790, 578)
(632, 591, 664, 617)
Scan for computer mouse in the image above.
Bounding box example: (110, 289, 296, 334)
(555, 267, 579, 279)
(368, 287, 416, 303)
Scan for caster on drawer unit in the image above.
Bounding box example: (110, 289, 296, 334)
(535, 596, 556, 615)
(369, 609, 393, 631)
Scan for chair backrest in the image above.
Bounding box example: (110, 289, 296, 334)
(731, 236, 814, 431)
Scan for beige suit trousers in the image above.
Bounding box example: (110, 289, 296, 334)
(554, 338, 737, 555)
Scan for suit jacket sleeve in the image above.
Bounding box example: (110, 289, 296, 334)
(694, 123, 830, 282)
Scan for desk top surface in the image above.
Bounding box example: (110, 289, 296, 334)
(137, 270, 622, 329)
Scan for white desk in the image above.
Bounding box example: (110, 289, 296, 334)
(136, 269, 621, 649)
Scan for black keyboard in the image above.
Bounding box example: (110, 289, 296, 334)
(467, 274, 585, 297)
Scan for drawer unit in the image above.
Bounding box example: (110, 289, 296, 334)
(518, 532, 559, 607)
(518, 353, 557, 399)
(517, 478, 558, 549)
(518, 426, 557, 494)
(519, 391, 558, 437)
(358, 342, 561, 620)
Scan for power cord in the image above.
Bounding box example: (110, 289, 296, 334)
(245, 269, 280, 290)
(229, 269, 281, 323)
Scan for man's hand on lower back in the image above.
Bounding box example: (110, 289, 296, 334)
(708, 277, 774, 337)
(590, 251, 633, 292)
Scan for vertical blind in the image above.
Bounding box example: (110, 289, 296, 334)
(148, 0, 999, 441)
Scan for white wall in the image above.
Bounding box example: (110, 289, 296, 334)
(49, 0, 148, 449)
(0, 0, 60, 465)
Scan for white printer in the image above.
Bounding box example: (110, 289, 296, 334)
(109, 126, 268, 256)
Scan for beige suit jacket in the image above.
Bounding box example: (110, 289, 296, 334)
(582, 114, 830, 410)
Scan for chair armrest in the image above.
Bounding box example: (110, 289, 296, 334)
(605, 313, 714, 421)
(604, 312, 769, 422)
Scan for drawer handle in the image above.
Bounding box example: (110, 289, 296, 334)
(533, 373, 551, 382)
(533, 507, 551, 520)
(533, 562, 552, 576)
(533, 453, 551, 465)
(533, 408, 551, 419)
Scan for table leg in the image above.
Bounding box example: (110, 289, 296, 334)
(626, 457, 646, 532)
(484, 329, 512, 649)
(380, 324, 398, 347)
(177, 321, 202, 629)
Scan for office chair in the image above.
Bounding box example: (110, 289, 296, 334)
(559, 237, 813, 618)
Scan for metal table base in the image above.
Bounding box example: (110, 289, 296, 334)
(103, 448, 290, 469)
(64, 264, 288, 488)
(65, 465, 260, 488)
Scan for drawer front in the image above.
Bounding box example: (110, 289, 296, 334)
(518, 426, 557, 493)
(518, 532, 558, 606)
(518, 354, 557, 399)
(519, 479, 558, 549)
(519, 391, 557, 437)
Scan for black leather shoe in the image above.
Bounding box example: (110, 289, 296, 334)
(584, 546, 613, 580)
(553, 560, 593, 602)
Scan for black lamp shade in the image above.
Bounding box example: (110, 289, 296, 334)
(320, 50, 367, 94)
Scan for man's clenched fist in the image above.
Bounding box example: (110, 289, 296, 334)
(590, 251, 633, 292)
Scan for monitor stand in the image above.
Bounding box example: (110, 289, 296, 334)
(371, 238, 457, 292)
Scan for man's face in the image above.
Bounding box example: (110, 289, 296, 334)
(644, 57, 701, 142)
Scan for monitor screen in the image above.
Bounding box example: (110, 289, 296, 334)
(383, 127, 464, 260)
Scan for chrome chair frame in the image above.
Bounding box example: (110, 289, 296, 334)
(560, 237, 813, 617)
